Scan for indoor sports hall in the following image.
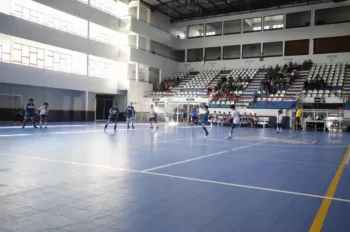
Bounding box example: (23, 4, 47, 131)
(0, 123, 349, 232)
(1, 0, 350, 231)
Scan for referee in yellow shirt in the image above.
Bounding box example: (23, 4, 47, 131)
(295, 105, 302, 131)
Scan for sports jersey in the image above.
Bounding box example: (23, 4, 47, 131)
(150, 109, 156, 117)
(109, 107, 119, 119)
(296, 109, 302, 118)
(26, 103, 35, 114)
(202, 111, 209, 122)
(231, 110, 240, 125)
(38, 106, 49, 115)
(277, 114, 283, 124)
(191, 110, 197, 117)
(126, 106, 135, 118)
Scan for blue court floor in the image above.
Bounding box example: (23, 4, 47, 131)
(0, 122, 349, 232)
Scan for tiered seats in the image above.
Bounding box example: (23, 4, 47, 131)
(308, 63, 346, 90)
(174, 71, 190, 80)
(257, 90, 289, 102)
(227, 67, 259, 91)
(301, 89, 342, 98)
(174, 91, 207, 98)
(184, 69, 220, 89)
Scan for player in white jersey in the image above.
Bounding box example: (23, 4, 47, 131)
(38, 102, 49, 129)
(149, 108, 159, 129)
(224, 105, 240, 139)
(276, 109, 283, 134)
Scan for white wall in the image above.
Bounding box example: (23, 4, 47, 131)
(173, 1, 350, 68)
(127, 80, 153, 111)
(33, 0, 121, 31)
(0, 83, 87, 111)
(0, 62, 120, 94)
(0, 13, 120, 61)
(151, 11, 171, 32)
(129, 47, 178, 78)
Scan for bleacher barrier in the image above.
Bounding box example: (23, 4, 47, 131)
(0, 94, 22, 109)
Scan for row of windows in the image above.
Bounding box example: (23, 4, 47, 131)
(183, 5, 350, 38)
(0, 39, 122, 79)
(73, 0, 128, 18)
(185, 36, 350, 62)
(1, 0, 127, 47)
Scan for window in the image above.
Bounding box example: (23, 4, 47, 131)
(8, 0, 88, 37)
(88, 55, 118, 79)
(223, 45, 240, 60)
(76, 0, 88, 3)
(205, 47, 221, 61)
(187, 48, 203, 62)
(188, 24, 204, 38)
(315, 6, 350, 25)
(205, 22, 222, 37)
(314, 36, 350, 54)
(223, 19, 241, 35)
(286, 11, 311, 29)
(263, 42, 283, 57)
(45, 50, 72, 72)
(0, 40, 11, 62)
(263, 15, 284, 30)
(13, 43, 45, 67)
(172, 50, 185, 62)
(90, 0, 128, 18)
(170, 27, 187, 39)
(89, 22, 127, 46)
(242, 43, 261, 59)
(243, 17, 262, 33)
(285, 39, 309, 56)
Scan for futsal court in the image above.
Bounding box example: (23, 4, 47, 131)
(0, 123, 349, 232)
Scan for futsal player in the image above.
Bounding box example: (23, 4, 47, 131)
(201, 106, 209, 136)
(225, 105, 240, 139)
(104, 103, 119, 132)
(125, 102, 135, 129)
(22, 98, 37, 129)
(149, 107, 159, 129)
(38, 102, 49, 129)
(276, 109, 283, 134)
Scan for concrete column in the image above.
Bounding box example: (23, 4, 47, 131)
(136, 0, 140, 19)
(135, 63, 139, 81)
(136, 34, 139, 49)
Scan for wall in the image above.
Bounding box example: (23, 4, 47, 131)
(0, 62, 119, 94)
(0, 83, 95, 121)
(151, 11, 171, 32)
(129, 47, 178, 78)
(33, 0, 121, 31)
(173, 1, 350, 69)
(0, 13, 120, 61)
(127, 80, 153, 111)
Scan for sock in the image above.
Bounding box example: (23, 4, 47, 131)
(132, 122, 134, 127)
(105, 122, 109, 130)
(33, 121, 36, 127)
(228, 132, 232, 137)
(203, 127, 208, 134)
(114, 124, 117, 130)
(127, 122, 129, 128)
(40, 120, 42, 127)
(45, 121, 47, 127)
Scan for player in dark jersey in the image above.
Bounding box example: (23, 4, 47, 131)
(104, 103, 119, 132)
(125, 102, 135, 129)
(201, 106, 210, 136)
(22, 98, 37, 128)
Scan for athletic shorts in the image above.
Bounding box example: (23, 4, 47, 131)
(277, 123, 282, 128)
(126, 116, 134, 122)
(192, 116, 197, 121)
(24, 113, 35, 119)
(149, 116, 157, 122)
(40, 115, 47, 119)
(182, 115, 187, 119)
(230, 123, 238, 129)
(108, 116, 117, 122)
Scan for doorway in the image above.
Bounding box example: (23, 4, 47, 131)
(95, 94, 114, 121)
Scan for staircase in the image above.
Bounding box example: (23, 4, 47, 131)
(170, 74, 197, 95)
(285, 70, 309, 98)
(241, 69, 266, 107)
(343, 64, 350, 97)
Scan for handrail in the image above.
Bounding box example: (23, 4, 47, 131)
(129, 45, 178, 62)
(209, 96, 296, 100)
(128, 15, 181, 39)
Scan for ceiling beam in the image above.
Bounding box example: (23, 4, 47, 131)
(140, 0, 173, 18)
(155, 0, 186, 16)
(205, 0, 221, 9)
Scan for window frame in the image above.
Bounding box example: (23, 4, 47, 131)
(223, 19, 242, 35)
(243, 17, 262, 33)
(285, 11, 311, 29)
(205, 22, 223, 37)
(222, 45, 241, 60)
(188, 24, 204, 39)
(263, 14, 284, 31)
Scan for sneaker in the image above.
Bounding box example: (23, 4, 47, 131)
(34, 126, 38, 129)
(127, 126, 130, 129)
(205, 132, 209, 136)
(150, 126, 153, 129)
(225, 136, 232, 139)
(132, 126, 134, 129)
(45, 126, 47, 129)
(40, 126, 42, 129)
(156, 126, 159, 130)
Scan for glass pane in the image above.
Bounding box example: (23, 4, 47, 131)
(14, 43, 22, 50)
(2, 53, 10, 62)
(242, 43, 261, 58)
(263, 42, 283, 57)
(53, 62, 59, 70)
(170, 27, 187, 39)
(223, 19, 241, 35)
(316, 6, 350, 25)
(22, 57, 29, 65)
(46, 56, 53, 67)
(286, 11, 311, 28)
(54, 53, 59, 62)
(205, 22, 222, 37)
(54, 18, 60, 29)
(22, 45, 29, 57)
(30, 53, 37, 64)
(187, 48, 203, 62)
(243, 17, 261, 32)
(38, 13, 45, 24)
(30, 47, 37, 53)
(23, 8, 30, 19)
(188, 24, 204, 38)
(38, 49, 45, 59)
(47, 50, 53, 57)
(205, 47, 221, 60)
(38, 60, 44, 67)
(223, 45, 240, 60)
(263, 15, 284, 30)
(2, 41, 10, 53)
(13, 50, 22, 62)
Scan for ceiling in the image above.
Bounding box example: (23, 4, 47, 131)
(140, 0, 330, 22)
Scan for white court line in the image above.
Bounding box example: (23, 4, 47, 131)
(2, 154, 350, 203)
(346, 150, 350, 166)
(0, 134, 30, 137)
(142, 142, 265, 172)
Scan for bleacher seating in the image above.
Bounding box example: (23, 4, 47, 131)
(184, 69, 220, 89)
